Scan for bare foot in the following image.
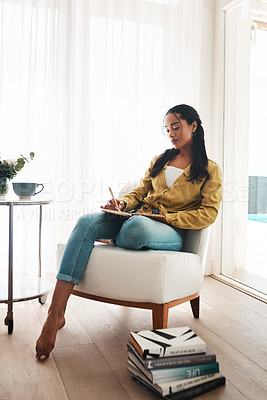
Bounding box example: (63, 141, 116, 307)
(35, 314, 65, 361)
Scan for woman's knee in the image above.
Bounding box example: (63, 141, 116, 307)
(114, 215, 151, 248)
(124, 215, 150, 233)
(114, 215, 184, 251)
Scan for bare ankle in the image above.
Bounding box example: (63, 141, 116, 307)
(47, 310, 64, 319)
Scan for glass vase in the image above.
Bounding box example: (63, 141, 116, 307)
(0, 178, 9, 199)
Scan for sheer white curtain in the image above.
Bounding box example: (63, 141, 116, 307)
(0, 0, 203, 277)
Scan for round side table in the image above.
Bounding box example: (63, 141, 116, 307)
(0, 199, 53, 334)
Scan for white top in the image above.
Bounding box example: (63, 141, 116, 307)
(165, 166, 184, 189)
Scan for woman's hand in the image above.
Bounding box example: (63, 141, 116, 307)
(100, 199, 126, 211)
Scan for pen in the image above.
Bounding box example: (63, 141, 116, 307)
(108, 187, 121, 212)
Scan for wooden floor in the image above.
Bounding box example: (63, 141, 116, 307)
(0, 276, 266, 400)
(232, 269, 267, 295)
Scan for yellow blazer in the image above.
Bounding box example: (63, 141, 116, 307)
(122, 156, 223, 230)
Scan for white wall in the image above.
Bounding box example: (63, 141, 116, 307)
(210, 0, 240, 275)
(198, 0, 219, 274)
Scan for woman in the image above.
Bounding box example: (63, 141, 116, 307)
(36, 104, 222, 361)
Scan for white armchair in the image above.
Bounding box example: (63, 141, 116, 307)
(57, 183, 210, 329)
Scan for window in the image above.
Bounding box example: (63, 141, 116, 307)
(222, 0, 267, 296)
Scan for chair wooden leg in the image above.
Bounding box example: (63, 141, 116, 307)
(152, 304, 169, 329)
(190, 296, 200, 318)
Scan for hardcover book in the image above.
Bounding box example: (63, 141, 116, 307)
(101, 208, 167, 222)
(165, 376, 226, 400)
(127, 341, 216, 370)
(127, 362, 223, 397)
(101, 208, 133, 217)
(127, 358, 220, 384)
(131, 373, 226, 399)
(130, 327, 206, 359)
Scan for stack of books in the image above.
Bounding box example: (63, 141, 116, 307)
(127, 327, 225, 399)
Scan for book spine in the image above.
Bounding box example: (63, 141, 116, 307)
(151, 362, 220, 383)
(164, 376, 226, 400)
(130, 336, 206, 359)
(164, 343, 206, 358)
(144, 353, 216, 370)
(130, 371, 222, 397)
(127, 342, 216, 370)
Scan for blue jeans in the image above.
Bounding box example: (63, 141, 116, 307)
(57, 212, 184, 285)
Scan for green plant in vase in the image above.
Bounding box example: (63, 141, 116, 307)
(0, 152, 35, 198)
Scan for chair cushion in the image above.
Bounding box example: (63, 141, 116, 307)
(57, 243, 203, 303)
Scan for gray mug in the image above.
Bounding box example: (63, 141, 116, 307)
(12, 182, 44, 199)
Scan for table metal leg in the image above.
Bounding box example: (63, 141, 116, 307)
(39, 204, 42, 277)
(4, 203, 14, 334)
(38, 204, 48, 305)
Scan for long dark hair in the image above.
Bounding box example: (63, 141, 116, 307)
(149, 104, 209, 182)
